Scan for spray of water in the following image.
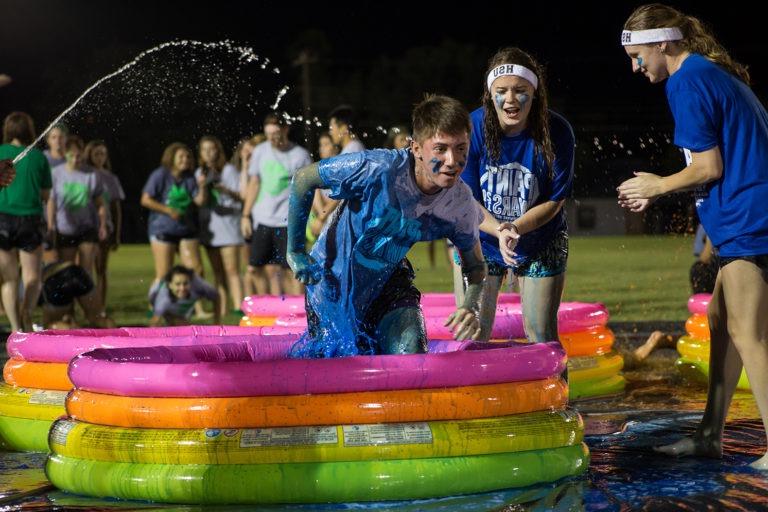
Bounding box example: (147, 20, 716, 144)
(12, 40, 282, 165)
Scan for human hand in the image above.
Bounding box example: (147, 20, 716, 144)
(617, 172, 664, 200)
(287, 251, 322, 285)
(497, 222, 520, 266)
(240, 216, 252, 238)
(0, 159, 16, 187)
(618, 196, 655, 212)
(444, 307, 481, 340)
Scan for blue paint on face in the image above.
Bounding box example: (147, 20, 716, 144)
(430, 158, 441, 174)
(494, 93, 506, 111)
(637, 56, 644, 68)
(516, 93, 531, 108)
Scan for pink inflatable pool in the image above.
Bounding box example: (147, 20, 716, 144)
(687, 293, 711, 316)
(68, 339, 565, 397)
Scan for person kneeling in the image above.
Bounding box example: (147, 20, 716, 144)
(149, 265, 221, 326)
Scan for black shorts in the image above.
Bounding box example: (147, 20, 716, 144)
(249, 225, 288, 267)
(0, 212, 45, 252)
(151, 232, 198, 245)
(719, 254, 768, 271)
(56, 229, 99, 249)
(41, 263, 94, 307)
(306, 258, 422, 354)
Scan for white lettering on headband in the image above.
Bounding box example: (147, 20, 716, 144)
(486, 64, 538, 91)
(621, 27, 683, 46)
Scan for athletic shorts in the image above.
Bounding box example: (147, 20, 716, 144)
(487, 230, 569, 278)
(249, 225, 288, 267)
(0, 212, 45, 252)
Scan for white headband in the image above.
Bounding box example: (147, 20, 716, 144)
(486, 64, 538, 91)
(621, 27, 683, 46)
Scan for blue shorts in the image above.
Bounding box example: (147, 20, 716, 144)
(487, 230, 568, 278)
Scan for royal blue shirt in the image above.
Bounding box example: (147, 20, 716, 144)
(667, 54, 768, 257)
(461, 108, 575, 266)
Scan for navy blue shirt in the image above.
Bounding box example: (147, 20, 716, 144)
(142, 167, 199, 238)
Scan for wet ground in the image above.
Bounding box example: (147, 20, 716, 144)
(1, 325, 766, 511)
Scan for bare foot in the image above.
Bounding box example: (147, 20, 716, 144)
(654, 436, 722, 458)
(750, 453, 768, 470)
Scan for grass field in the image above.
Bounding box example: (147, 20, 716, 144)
(2, 235, 696, 329)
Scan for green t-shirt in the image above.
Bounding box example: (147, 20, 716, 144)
(0, 144, 52, 215)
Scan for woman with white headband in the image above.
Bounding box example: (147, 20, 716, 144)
(460, 47, 575, 345)
(617, 4, 768, 470)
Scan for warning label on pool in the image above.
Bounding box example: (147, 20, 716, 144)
(342, 423, 433, 446)
(239, 427, 338, 447)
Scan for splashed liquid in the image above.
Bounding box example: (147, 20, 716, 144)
(12, 40, 283, 165)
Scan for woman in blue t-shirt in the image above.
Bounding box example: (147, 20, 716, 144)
(460, 47, 575, 344)
(617, 4, 768, 469)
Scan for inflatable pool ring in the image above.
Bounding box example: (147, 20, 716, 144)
(685, 314, 710, 340)
(68, 341, 565, 397)
(569, 374, 626, 400)
(687, 293, 711, 316)
(4, 358, 71, 391)
(423, 302, 609, 340)
(567, 352, 624, 383)
(50, 409, 583, 464)
(558, 326, 614, 357)
(0, 384, 66, 421)
(419, 293, 520, 308)
(66, 377, 567, 429)
(238, 315, 275, 327)
(8, 330, 298, 364)
(676, 335, 709, 361)
(45, 443, 589, 504)
(675, 357, 750, 390)
(0, 414, 51, 452)
(240, 295, 305, 316)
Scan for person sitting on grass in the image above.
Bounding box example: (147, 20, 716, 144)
(149, 265, 220, 326)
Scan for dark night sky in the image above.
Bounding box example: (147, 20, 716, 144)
(0, 1, 763, 239)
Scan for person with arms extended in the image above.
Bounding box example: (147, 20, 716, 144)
(286, 94, 509, 358)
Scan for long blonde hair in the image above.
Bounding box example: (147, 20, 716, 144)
(624, 3, 750, 84)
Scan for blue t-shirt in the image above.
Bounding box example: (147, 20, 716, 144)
(142, 167, 199, 238)
(667, 54, 768, 257)
(461, 108, 574, 266)
(305, 148, 482, 354)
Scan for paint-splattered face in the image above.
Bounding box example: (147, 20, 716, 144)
(625, 44, 668, 83)
(412, 131, 470, 191)
(490, 75, 535, 135)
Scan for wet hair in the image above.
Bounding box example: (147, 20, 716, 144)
(483, 47, 554, 175)
(64, 135, 85, 152)
(198, 135, 227, 173)
(83, 140, 111, 170)
(411, 94, 471, 143)
(2, 112, 36, 145)
(160, 142, 194, 171)
(164, 265, 194, 284)
(625, 4, 750, 84)
(329, 105, 356, 129)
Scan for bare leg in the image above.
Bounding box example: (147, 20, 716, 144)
(150, 239, 176, 286)
(264, 264, 283, 296)
(478, 274, 504, 342)
(221, 245, 244, 312)
(283, 268, 304, 296)
(654, 269, 745, 459)
(75, 242, 104, 323)
(94, 241, 110, 313)
(633, 331, 676, 363)
(376, 306, 428, 355)
(204, 246, 228, 316)
(519, 273, 565, 343)
(0, 249, 20, 331)
(450, 247, 465, 308)
(246, 265, 268, 296)
(19, 246, 43, 332)
(240, 244, 253, 298)
(180, 239, 210, 319)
